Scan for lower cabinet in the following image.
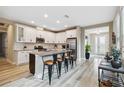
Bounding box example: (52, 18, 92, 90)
(17, 51, 31, 65)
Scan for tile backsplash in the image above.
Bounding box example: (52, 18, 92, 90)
(13, 43, 63, 50)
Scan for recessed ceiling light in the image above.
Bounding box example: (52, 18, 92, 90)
(44, 14, 48, 18)
(64, 25, 68, 28)
(43, 25, 47, 28)
(56, 20, 60, 24)
(31, 21, 34, 24)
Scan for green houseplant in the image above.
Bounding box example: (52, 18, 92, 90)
(85, 44, 91, 59)
(111, 47, 120, 61)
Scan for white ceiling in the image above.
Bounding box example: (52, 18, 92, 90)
(0, 6, 117, 31)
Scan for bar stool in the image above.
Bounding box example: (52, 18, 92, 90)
(52, 54, 60, 78)
(64, 51, 71, 72)
(70, 50, 77, 68)
(57, 53, 65, 78)
(42, 55, 58, 85)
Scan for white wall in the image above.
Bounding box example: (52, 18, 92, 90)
(7, 24, 15, 63)
(76, 27, 82, 61)
(120, 7, 124, 59)
(113, 12, 121, 49)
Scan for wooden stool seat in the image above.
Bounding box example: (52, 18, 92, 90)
(65, 56, 69, 59)
(44, 60, 53, 65)
(57, 58, 63, 62)
(42, 55, 59, 85)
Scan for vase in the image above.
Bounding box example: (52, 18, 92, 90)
(111, 60, 122, 69)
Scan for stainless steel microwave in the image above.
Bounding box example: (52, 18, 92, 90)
(36, 37, 45, 43)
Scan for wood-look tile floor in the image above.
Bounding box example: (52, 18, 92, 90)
(1, 56, 103, 87)
(0, 58, 30, 86)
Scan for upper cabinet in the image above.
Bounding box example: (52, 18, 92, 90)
(36, 30, 46, 38)
(16, 24, 25, 42)
(66, 30, 77, 38)
(24, 26, 36, 43)
(16, 24, 36, 43)
(45, 31, 56, 43)
(16, 24, 77, 44)
(55, 32, 66, 43)
(36, 30, 56, 43)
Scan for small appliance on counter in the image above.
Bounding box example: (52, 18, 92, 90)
(62, 45, 66, 49)
(34, 46, 46, 52)
(23, 45, 27, 50)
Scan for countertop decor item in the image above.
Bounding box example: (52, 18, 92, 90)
(111, 47, 120, 61)
(111, 47, 122, 69)
(104, 52, 112, 62)
(111, 60, 122, 69)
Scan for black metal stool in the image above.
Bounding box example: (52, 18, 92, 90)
(42, 55, 58, 85)
(57, 53, 65, 78)
(70, 49, 77, 68)
(64, 51, 71, 72)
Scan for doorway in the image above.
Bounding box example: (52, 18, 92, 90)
(0, 32, 7, 58)
(94, 33, 109, 55)
(85, 26, 109, 56)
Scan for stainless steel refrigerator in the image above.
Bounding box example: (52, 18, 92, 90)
(66, 38, 77, 61)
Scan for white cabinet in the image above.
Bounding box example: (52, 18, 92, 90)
(44, 31, 50, 43)
(18, 52, 24, 64)
(36, 30, 55, 43)
(36, 30, 46, 38)
(55, 32, 66, 43)
(44, 31, 66, 44)
(55, 33, 59, 43)
(16, 24, 77, 44)
(66, 30, 77, 38)
(24, 26, 36, 43)
(29, 28, 36, 43)
(61, 32, 66, 43)
(17, 51, 30, 65)
(45, 31, 56, 43)
(16, 24, 36, 43)
(16, 24, 25, 42)
(50, 32, 56, 43)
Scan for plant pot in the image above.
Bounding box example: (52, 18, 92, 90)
(85, 53, 90, 59)
(111, 60, 122, 69)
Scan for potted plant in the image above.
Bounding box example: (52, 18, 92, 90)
(85, 44, 91, 59)
(111, 47, 120, 61)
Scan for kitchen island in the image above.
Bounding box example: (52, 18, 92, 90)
(29, 49, 71, 78)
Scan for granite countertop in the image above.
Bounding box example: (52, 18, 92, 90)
(30, 49, 71, 56)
